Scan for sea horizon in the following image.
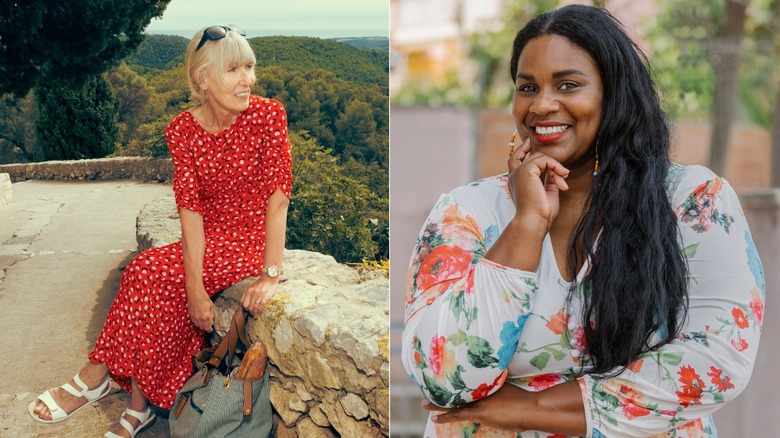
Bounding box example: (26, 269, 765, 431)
(146, 29, 389, 39)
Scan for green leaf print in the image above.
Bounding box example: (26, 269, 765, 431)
(683, 243, 699, 259)
(466, 336, 499, 368)
(452, 392, 468, 407)
(714, 392, 725, 404)
(662, 351, 684, 366)
(449, 330, 468, 346)
(422, 373, 453, 406)
(450, 365, 468, 391)
(530, 351, 552, 370)
(594, 387, 620, 411)
(545, 346, 567, 361)
(462, 424, 479, 438)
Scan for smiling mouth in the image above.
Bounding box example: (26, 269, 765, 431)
(534, 125, 570, 136)
(236, 91, 250, 97)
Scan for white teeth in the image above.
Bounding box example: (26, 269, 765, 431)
(535, 125, 569, 135)
(236, 92, 249, 97)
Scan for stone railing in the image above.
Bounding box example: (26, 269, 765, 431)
(137, 196, 389, 437)
(0, 157, 173, 183)
(0, 173, 12, 206)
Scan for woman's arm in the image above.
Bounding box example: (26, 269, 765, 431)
(179, 207, 214, 332)
(401, 186, 541, 408)
(425, 379, 586, 435)
(241, 188, 289, 316)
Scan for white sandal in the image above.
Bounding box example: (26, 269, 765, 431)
(103, 406, 156, 438)
(27, 373, 112, 423)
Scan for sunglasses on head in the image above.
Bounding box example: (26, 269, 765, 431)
(196, 25, 246, 51)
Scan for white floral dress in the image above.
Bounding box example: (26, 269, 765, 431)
(402, 164, 764, 437)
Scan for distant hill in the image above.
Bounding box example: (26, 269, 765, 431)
(250, 36, 388, 87)
(128, 35, 388, 88)
(330, 37, 388, 51)
(126, 34, 188, 70)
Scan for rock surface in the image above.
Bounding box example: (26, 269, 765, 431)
(137, 195, 390, 436)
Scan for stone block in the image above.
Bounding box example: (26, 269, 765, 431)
(0, 173, 12, 206)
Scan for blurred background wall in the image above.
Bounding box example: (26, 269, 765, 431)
(389, 0, 780, 436)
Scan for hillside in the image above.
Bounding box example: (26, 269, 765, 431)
(250, 36, 388, 87)
(126, 34, 188, 70)
(128, 35, 388, 88)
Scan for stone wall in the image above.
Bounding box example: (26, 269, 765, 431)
(0, 173, 11, 206)
(137, 196, 389, 437)
(0, 157, 173, 183)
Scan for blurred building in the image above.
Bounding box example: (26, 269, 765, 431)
(390, 0, 655, 97)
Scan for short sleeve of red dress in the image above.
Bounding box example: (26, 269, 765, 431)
(165, 116, 204, 214)
(258, 99, 293, 199)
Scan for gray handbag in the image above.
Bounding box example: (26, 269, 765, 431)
(169, 308, 273, 438)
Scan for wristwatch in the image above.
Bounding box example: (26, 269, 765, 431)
(262, 265, 282, 278)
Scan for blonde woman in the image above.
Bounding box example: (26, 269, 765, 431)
(29, 25, 292, 438)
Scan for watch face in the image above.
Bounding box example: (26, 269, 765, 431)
(267, 266, 279, 277)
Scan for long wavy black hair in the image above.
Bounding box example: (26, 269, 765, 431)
(509, 5, 689, 374)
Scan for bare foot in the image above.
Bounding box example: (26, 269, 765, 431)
(32, 370, 109, 421)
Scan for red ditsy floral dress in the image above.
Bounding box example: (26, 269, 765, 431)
(89, 95, 292, 409)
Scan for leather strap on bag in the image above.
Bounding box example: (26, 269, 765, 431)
(207, 308, 249, 369)
(243, 381, 253, 416)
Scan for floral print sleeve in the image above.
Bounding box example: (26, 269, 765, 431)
(401, 184, 537, 408)
(579, 166, 765, 437)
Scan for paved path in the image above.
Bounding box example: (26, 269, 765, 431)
(0, 180, 172, 437)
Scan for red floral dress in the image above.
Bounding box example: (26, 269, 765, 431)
(88, 95, 292, 409)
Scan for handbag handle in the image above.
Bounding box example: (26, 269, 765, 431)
(207, 308, 250, 369)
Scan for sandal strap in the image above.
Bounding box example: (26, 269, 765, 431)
(36, 390, 69, 422)
(123, 406, 151, 422)
(61, 374, 110, 400)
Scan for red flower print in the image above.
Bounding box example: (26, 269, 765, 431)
(429, 336, 447, 375)
(731, 337, 749, 352)
(627, 358, 644, 373)
(750, 289, 764, 326)
(416, 245, 472, 292)
(546, 308, 567, 335)
(572, 326, 587, 351)
(619, 384, 651, 420)
(676, 418, 705, 437)
(528, 374, 562, 391)
(470, 371, 507, 401)
(707, 366, 734, 392)
(731, 308, 749, 329)
(414, 350, 423, 367)
(675, 365, 704, 407)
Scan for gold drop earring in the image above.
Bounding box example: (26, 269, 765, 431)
(509, 131, 517, 157)
(593, 143, 600, 176)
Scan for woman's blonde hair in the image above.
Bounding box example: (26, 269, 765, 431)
(184, 26, 256, 105)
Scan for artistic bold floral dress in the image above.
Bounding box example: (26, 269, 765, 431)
(402, 164, 764, 437)
(89, 95, 292, 409)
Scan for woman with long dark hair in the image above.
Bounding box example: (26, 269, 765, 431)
(402, 5, 764, 437)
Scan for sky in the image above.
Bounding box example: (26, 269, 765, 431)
(145, 0, 389, 39)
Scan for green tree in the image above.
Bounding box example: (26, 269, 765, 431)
(107, 63, 152, 144)
(287, 131, 380, 262)
(0, 92, 42, 163)
(336, 100, 379, 162)
(36, 75, 118, 160)
(0, 0, 171, 160)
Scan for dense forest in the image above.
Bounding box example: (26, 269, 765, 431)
(0, 34, 389, 262)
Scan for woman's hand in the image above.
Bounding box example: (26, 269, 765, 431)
(507, 137, 570, 232)
(422, 384, 531, 432)
(187, 287, 215, 333)
(241, 276, 280, 317)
